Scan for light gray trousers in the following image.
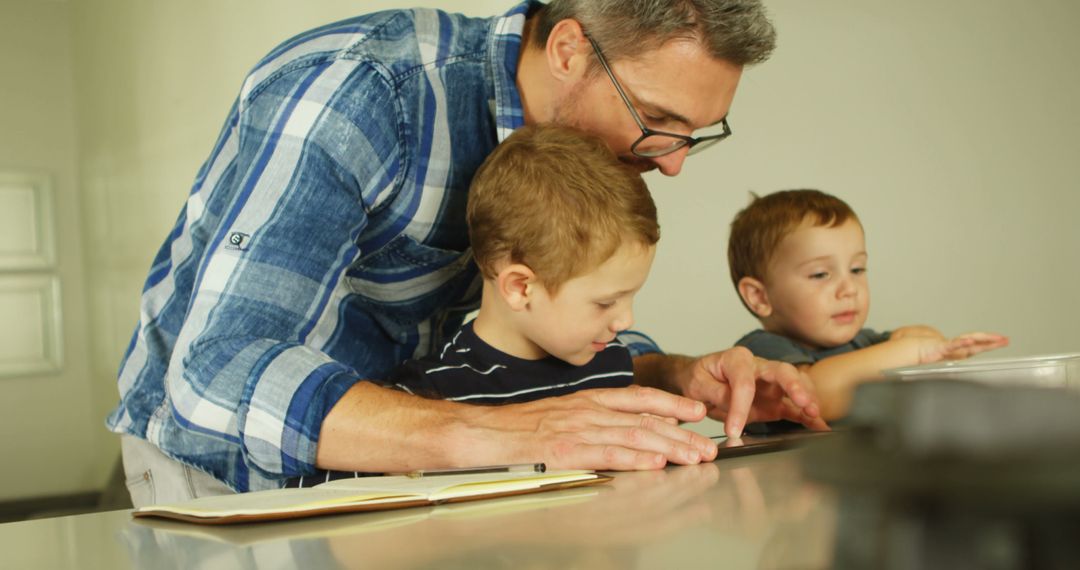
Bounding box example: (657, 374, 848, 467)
(120, 435, 235, 508)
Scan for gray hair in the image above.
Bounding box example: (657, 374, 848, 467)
(534, 0, 776, 66)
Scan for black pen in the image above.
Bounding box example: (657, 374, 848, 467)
(402, 462, 546, 479)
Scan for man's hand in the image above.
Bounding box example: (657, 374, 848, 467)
(461, 386, 721, 470)
(318, 382, 718, 474)
(639, 348, 829, 437)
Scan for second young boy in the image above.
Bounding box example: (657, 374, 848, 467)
(727, 189, 1008, 422)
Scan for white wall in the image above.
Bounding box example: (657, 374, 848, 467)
(2, 0, 1074, 499)
(0, 0, 97, 500)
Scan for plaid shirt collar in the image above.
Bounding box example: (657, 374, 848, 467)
(489, 1, 538, 142)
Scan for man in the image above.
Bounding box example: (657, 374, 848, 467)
(109, 0, 826, 504)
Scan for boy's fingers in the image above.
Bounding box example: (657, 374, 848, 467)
(959, 332, 1009, 346)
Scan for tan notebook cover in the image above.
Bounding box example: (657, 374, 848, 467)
(132, 469, 612, 525)
(132, 485, 604, 544)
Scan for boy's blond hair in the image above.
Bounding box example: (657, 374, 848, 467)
(468, 125, 659, 293)
(728, 189, 859, 311)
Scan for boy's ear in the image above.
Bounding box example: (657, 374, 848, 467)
(496, 263, 537, 311)
(737, 276, 772, 318)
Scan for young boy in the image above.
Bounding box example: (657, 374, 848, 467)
(383, 124, 660, 403)
(727, 189, 1008, 423)
(287, 125, 666, 486)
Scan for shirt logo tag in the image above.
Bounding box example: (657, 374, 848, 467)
(225, 231, 250, 251)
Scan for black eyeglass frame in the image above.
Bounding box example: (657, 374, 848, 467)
(584, 34, 732, 159)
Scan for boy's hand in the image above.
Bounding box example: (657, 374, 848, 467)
(674, 348, 830, 437)
(890, 325, 945, 341)
(917, 332, 1010, 363)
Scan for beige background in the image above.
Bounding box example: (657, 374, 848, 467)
(0, 0, 1077, 501)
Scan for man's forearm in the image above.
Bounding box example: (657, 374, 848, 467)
(632, 352, 695, 395)
(316, 382, 483, 473)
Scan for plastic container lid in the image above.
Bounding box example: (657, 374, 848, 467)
(884, 352, 1080, 389)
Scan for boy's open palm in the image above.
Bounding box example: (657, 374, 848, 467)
(918, 332, 1010, 363)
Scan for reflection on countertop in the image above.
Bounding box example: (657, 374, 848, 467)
(117, 451, 836, 569)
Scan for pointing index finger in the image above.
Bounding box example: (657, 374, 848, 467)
(713, 349, 756, 437)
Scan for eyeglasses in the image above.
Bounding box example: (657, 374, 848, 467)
(585, 34, 732, 159)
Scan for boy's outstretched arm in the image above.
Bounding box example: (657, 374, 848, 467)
(805, 331, 1010, 419)
(888, 324, 945, 340)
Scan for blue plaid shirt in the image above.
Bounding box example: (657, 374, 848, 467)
(106, 2, 659, 492)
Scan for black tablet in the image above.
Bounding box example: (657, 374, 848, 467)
(710, 430, 834, 459)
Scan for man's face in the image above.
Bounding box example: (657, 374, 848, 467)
(522, 242, 656, 366)
(553, 39, 743, 177)
(760, 219, 871, 350)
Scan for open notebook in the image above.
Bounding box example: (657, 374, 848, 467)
(132, 469, 611, 525)
(132, 485, 604, 546)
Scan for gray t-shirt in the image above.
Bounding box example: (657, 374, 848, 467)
(734, 328, 891, 434)
(734, 328, 891, 365)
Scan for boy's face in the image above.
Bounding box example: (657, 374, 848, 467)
(522, 242, 656, 366)
(759, 218, 870, 350)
